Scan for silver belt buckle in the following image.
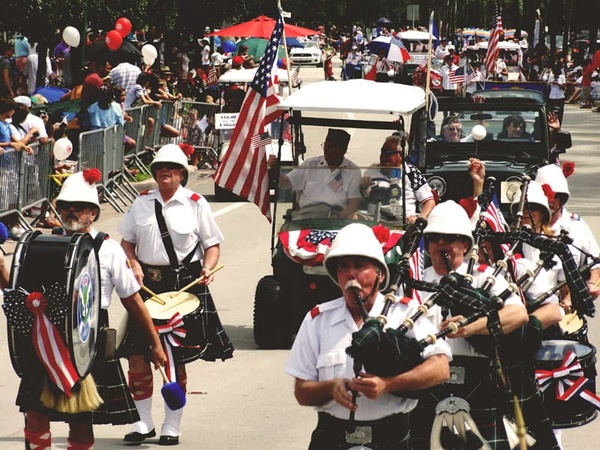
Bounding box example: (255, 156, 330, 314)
(345, 426, 372, 445)
(446, 365, 466, 384)
(147, 267, 162, 282)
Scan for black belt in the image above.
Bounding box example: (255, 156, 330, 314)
(315, 411, 409, 447)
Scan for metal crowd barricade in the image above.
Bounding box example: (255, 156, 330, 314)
(123, 105, 152, 178)
(177, 100, 221, 169)
(79, 126, 137, 213)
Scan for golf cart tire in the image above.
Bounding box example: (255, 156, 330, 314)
(214, 184, 246, 202)
(254, 276, 292, 349)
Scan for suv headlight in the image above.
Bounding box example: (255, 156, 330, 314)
(428, 176, 447, 197)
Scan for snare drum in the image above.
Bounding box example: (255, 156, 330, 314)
(8, 231, 101, 379)
(559, 312, 589, 343)
(534, 339, 598, 428)
(145, 290, 208, 362)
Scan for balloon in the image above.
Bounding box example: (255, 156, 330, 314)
(471, 124, 487, 141)
(141, 44, 158, 59)
(222, 40, 236, 53)
(62, 26, 80, 47)
(213, 36, 221, 47)
(115, 17, 132, 37)
(143, 54, 155, 66)
(106, 30, 123, 51)
(53, 137, 73, 161)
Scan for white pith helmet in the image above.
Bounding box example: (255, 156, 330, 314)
(535, 163, 570, 204)
(324, 223, 390, 289)
(55, 169, 102, 220)
(510, 180, 551, 223)
(423, 200, 474, 250)
(150, 144, 189, 186)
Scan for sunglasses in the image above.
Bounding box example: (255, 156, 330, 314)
(56, 201, 95, 212)
(381, 149, 402, 155)
(154, 162, 182, 170)
(424, 233, 466, 244)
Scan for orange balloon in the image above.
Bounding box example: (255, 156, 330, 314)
(115, 17, 132, 37)
(106, 30, 123, 51)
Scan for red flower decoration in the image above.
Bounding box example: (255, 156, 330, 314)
(562, 161, 575, 178)
(459, 196, 478, 218)
(25, 291, 48, 315)
(179, 143, 195, 157)
(372, 224, 390, 245)
(542, 183, 556, 202)
(83, 168, 102, 184)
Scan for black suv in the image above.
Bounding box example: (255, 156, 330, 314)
(408, 90, 572, 215)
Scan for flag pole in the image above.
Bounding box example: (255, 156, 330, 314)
(278, 1, 294, 94)
(425, 12, 434, 116)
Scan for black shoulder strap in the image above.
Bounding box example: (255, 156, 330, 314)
(154, 199, 199, 268)
(93, 231, 108, 254)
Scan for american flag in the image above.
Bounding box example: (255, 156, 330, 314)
(212, 15, 284, 220)
(485, 3, 503, 77)
(483, 192, 510, 253)
(449, 66, 475, 85)
(251, 131, 270, 149)
(291, 65, 301, 88)
(327, 171, 344, 192)
(206, 66, 218, 86)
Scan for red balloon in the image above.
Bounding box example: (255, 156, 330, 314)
(115, 17, 132, 37)
(106, 30, 123, 51)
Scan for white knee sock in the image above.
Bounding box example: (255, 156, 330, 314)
(161, 403, 184, 437)
(130, 396, 154, 434)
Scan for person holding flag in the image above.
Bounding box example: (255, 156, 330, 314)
(212, 13, 286, 220)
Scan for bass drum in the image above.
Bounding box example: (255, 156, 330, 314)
(534, 339, 598, 428)
(8, 231, 101, 379)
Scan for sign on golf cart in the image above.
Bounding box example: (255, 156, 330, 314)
(253, 80, 427, 349)
(215, 113, 239, 130)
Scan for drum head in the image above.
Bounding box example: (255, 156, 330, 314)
(559, 312, 584, 334)
(534, 339, 595, 361)
(145, 291, 200, 321)
(66, 233, 101, 378)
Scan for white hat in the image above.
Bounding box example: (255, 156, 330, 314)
(324, 223, 389, 289)
(55, 169, 102, 220)
(150, 144, 190, 186)
(424, 200, 474, 250)
(535, 163, 569, 203)
(13, 95, 32, 108)
(510, 180, 551, 223)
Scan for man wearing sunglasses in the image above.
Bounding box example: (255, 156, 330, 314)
(361, 135, 435, 224)
(19, 169, 167, 450)
(438, 115, 463, 142)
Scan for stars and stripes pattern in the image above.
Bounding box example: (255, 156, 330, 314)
(251, 131, 271, 149)
(449, 66, 476, 85)
(212, 14, 285, 221)
(485, 3, 503, 77)
(291, 65, 301, 88)
(327, 171, 344, 192)
(206, 66, 218, 86)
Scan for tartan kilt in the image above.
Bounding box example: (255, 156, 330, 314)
(118, 261, 234, 364)
(410, 356, 510, 450)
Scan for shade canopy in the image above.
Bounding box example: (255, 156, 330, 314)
(207, 15, 319, 39)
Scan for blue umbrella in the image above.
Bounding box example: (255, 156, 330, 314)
(285, 37, 304, 48)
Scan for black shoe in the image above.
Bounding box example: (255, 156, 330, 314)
(123, 429, 156, 443)
(158, 435, 180, 446)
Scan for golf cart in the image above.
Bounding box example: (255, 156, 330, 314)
(408, 89, 572, 217)
(214, 67, 295, 201)
(253, 79, 427, 349)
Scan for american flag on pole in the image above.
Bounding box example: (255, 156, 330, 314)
(483, 193, 511, 253)
(449, 66, 475, 85)
(327, 171, 344, 192)
(212, 15, 284, 221)
(291, 65, 301, 88)
(485, 3, 503, 78)
(251, 131, 271, 149)
(206, 66, 218, 86)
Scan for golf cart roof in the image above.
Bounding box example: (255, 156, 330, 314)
(469, 41, 520, 51)
(397, 30, 432, 41)
(218, 68, 290, 84)
(278, 80, 425, 115)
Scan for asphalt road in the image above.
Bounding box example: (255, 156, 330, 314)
(0, 63, 599, 449)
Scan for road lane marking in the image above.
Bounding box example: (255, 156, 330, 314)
(214, 202, 247, 217)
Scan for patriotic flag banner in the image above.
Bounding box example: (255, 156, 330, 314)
(535, 350, 600, 410)
(327, 171, 344, 192)
(212, 14, 285, 221)
(449, 66, 475, 85)
(485, 3, 503, 77)
(206, 66, 218, 86)
(251, 131, 271, 149)
(155, 312, 199, 382)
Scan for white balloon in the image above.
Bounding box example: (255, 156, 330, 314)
(62, 26, 80, 48)
(53, 137, 73, 161)
(141, 44, 158, 59)
(471, 124, 487, 141)
(143, 55, 155, 66)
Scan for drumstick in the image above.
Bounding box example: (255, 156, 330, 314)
(140, 285, 166, 305)
(169, 265, 225, 297)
